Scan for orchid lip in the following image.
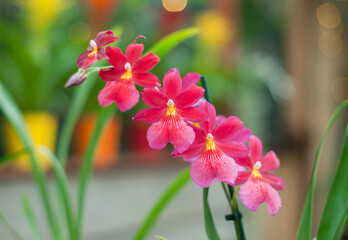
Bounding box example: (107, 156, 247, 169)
(90, 40, 97, 48)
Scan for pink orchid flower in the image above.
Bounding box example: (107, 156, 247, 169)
(216, 115, 252, 143)
(133, 68, 206, 153)
(98, 36, 160, 111)
(173, 101, 249, 188)
(77, 31, 119, 69)
(233, 135, 284, 216)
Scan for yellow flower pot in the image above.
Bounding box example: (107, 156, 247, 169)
(3, 112, 58, 172)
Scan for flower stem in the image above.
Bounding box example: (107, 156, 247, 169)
(200, 75, 246, 240)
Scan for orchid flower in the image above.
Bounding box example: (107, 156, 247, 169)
(98, 36, 160, 111)
(133, 68, 206, 153)
(77, 30, 119, 69)
(233, 135, 284, 216)
(173, 101, 249, 187)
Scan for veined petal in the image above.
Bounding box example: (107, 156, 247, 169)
(77, 51, 97, 69)
(249, 135, 263, 164)
(126, 43, 144, 65)
(212, 154, 238, 185)
(233, 171, 251, 186)
(190, 158, 215, 188)
(98, 80, 139, 111)
(95, 30, 119, 47)
(239, 177, 266, 212)
(188, 123, 206, 144)
(133, 72, 160, 87)
(175, 85, 205, 108)
(106, 47, 127, 71)
(133, 108, 166, 123)
(133, 53, 160, 73)
(163, 68, 182, 99)
(147, 121, 169, 150)
(181, 72, 200, 90)
(99, 68, 125, 81)
(265, 184, 282, 216)
(213, 116, 243, 142)
(168, 117, 195, 153)
(97, 48, 107, 60)
(198, 101, 216, 134)
(262, 172, 285, 191)
(176, 107, 207, 122)
(141, 88, 167, 108)
(216, 141, 249, 158)
(172, 142, 205, 162)
(260, 151, 280, 172)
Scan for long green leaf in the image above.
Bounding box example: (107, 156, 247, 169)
(297, 100, 348, 240)
(333, 207, 348, 240)
(148, 27, 199, 58)
(0, 82, 60, 240)
(56, 74, 97, 166)
(317, 123, 348, 239)
(77, 105, 116, 229)
(0, 210, 23, 240)
(133, 167, 191, 240)
(38, 146, 79, 240)
(22, 195, 43, 240)
(203, 188, 221, 240)
(0, 148, 28, 169)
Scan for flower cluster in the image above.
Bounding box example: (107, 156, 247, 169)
(67, 30, 284, 216)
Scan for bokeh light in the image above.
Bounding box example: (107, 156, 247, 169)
(318, 31, 342, 57)
(195, 11, 233, 48)
(316, 3, 341, 29)
(162, 0, 187, 12)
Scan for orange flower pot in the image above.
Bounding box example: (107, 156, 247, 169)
(73, 113, 122, 169)
(3, 112, 58, 172)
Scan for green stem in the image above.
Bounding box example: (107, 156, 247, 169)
(200, 75, 245, 240)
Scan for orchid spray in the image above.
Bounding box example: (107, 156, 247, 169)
(65, 30, 284, 240)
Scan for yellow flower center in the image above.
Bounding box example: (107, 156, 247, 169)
(121, 62, 132, 80)
(252, 161, 262, 178)
(88, 47, 98, 58)
(206, 133, 215, 151)
(166, 99, 176, 116)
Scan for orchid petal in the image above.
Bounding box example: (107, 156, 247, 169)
(262, 172, 285, 191)
(265, 184, 282, 216)
(176, 107, 207, 122)
(175, 85, 205, 108)
(133, 108, 166, 123)
(213, 116, 243, 142)
(133, 72, 160, 87)
(163, 68, 182, 99)
(126, 43, 144, 65)
(105, 47, 127, 71)
(198, 101, 216, 134)
(190, 158, 215, 188)
(133, 52, 159, 73)
(95, 30, 119, 47)
(216, 141, 249, 158)
(233, 171, 251, 186)
(213, 155, 238, 185)
(181, 72, 200, 90)
(260, 151, 280, 172)
(77, 51, 97, 69)
(239, 177, 266, 212)
(249, 135, 263, 164)
(99, 68, 125, 81)
(141, 88, 167, 108)
(146, 121, 169, 150)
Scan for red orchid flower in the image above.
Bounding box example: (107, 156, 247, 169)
(172, 101, 249, 187)
(98, 36, 160, 111)
(133, 68, 207, 153)
(233, 135, 284, 216)
(77, 30, 119, 69)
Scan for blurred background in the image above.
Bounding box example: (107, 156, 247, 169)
(0, 0, 348, 239)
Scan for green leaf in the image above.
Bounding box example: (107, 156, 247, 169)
(38, 146, 79, 240)
(0, 82, 61, 240)
(133, 167, 191, 240)
(317, 123, 348, 239)
(0, 210, 23, 240)
(0, 148, 28, 169)
(203, 188, 221, 240)
(22, 195, 43, 240)
(77, 105, 116, 229)
(297, 100, 348, 240)
(154, 235, 167, 240)
(56, 74, 97, 166)
(147, 27, 199, 58)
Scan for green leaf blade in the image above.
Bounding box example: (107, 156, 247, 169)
(148, 27, 199, 58)
(133, 167, 191, 240)
(297, 100, 348, 240)
(203, 188, 221, 240)
(317, 123, 348, 239)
